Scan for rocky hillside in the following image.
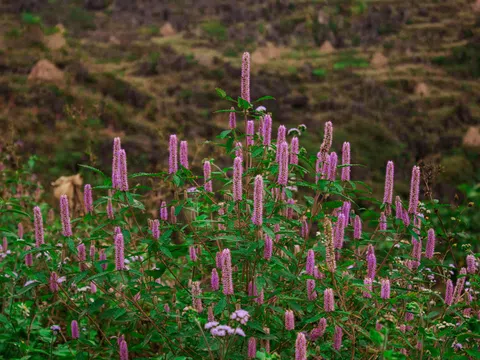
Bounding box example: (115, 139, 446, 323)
(0, 0, 479, 200)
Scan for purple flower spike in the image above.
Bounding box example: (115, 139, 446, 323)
(354, 215, 362, 239)
(381, 279, 391, 299)
(107, 198, 114, 220)
(60, 195, 72, 237)
(71, 320, 79, 339)
(334, 214, 345, 249)
(235, 141, 243, 159)
(363, 278, 373, 298)
(229, 107, 236, 129)
(99, 249, 107, 270)
(211, 268, 219, 291)
(341, 142, 351, 181)
(333, 326, 343, 351)
(115, 233, 125, 271)
(151, 219, 160, 240)
(324, 288, 335, 312)
(169, 134, 178, 174)
(367, 251, 376, 280)
(276, 125, 286, 161)
(408, 166, 421, 214)
(262, 115, 272, 145)
(33, 206, 44, 247)
(285, 310, 295, 330)
(307, 279, 317, 300)
(233, 156, 243, 201)
(203, 161, 212, 192)
(49, 271, 59, 293)
(241, 52, 251, 103)
(445, 279, 454, 305)
(2, 237, 7, 252)
(342, 201, 351, 225)
(91, 282, 97, 293)
(180, 141, 188, 169)
(379, 212, 387, 231)
(189, 246, 197, 262)
(306, 250, 315, 276)
(290, 136, 299, 165)
(118, 149, 129, 192)
(277, 141, 289, 186)
(84, 184, 93, 214)
(17, 222, 23, 239)
(112, 137, 121, 189)
(383, 161, 394, 207)
(252, 175, 263, 226)
(295, 332, 307, 360)
(466, 255, 477, 274)
(453, 268, 467, 303)
(328, 152, 338, 181)
(160, 201, 168, 221)
(395, 196, 403, 219)
(222, 249, 234, 295)
(247, 337, 256, 359)
(246, 120, 255, 146)
(119, 339, 129, 360)
(425, 229, 435, 259)
(25, 246, 33, 266)
(264, 234, 273, 260)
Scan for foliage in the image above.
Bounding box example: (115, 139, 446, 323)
(0, 57, 478, 360)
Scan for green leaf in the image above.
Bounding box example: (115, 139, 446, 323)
(370, 329, 383, 346)
(217, 130, 232, 139)
(253, 96, 276, 103)
(214, 297, 227, 315)
(237, 97, 251, 110)
(215, 88, 227, 99)
(79, 164, 107, 179)
(159, 246, 173, 259)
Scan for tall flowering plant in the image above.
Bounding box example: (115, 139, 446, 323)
(0, 52, 478, 360)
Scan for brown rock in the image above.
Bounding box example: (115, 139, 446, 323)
(51, 174, 83, 212)
(319, 40, 335, 54)
(463, 126, 480, 149)
(414, 82, 429, 96)
(371, 52, 388, 68)
(44, 32, 66, 50)
(252, 42, 286, 64)
(160, 22, 176, 37)
(28, 60, 65, 85)
(473, 0, 480, 12)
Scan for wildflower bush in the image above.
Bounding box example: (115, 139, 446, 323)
(0, 52, 479, 360)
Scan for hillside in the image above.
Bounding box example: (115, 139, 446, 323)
(0, 0, 479, 201)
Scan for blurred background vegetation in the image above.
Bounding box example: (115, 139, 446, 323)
(0, 0, 478, 215)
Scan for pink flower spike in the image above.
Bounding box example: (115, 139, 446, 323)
(203, 161, 212, 192)
(324, 288, 335, 312)
(341, 142, 351, 181)
(285, 310, 295, 330)
(252, 175, 263, 226)
(84, 184, 93, 214)
(60, 195, 72, 237)
(290, 136, 299, 165)
(241, 52, 251, 103)
(295, 332, 307, 360)
(408, 166, 421, 214)
(229, 108, 236, 129)
(33, 206, 44, 247)
(180, 140, 189, 169)
(169, 135, 178, 174)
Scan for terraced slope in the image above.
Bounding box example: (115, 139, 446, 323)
(0, 0, 478, 200)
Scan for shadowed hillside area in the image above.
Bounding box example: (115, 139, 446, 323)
(0, 0, 479, 200)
